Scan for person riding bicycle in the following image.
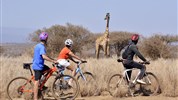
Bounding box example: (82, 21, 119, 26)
(57, 39, 85, 86)
(32, 32, 57, 100)
(121, 34, 150, 84)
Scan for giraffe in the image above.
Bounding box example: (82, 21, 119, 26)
(95, 13, 110, 59)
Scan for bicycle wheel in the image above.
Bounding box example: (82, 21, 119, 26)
(6, 77, 34, 100)
(77, 72, 97, 96)
(51, 75, 80, 100)
(140, 72, 160, 96)
(107, 74, 128, 97)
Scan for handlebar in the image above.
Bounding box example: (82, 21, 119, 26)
(77, 60, 87, 66)
(117, 59, 150, 65)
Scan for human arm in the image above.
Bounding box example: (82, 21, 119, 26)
(68, 51, 83, 61)
(42, 54, 57, 63)
(131, 45, 147, 61)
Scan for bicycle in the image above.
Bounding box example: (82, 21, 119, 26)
(6, 63, 80, 100)
(107, 59, 160, 97)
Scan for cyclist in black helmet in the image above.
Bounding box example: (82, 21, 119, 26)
(121, 34, 150, 84)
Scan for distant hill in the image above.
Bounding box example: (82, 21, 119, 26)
(1, 43, 35, 57)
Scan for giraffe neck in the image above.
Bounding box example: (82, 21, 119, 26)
(104, 27, 109, 38)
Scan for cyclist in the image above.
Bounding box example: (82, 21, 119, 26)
(57, 39, 85, 86)
(32, 32, 57, 100)
(121, 34, 149, 84)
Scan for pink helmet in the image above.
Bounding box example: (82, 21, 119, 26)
(39, 32, 48, 41)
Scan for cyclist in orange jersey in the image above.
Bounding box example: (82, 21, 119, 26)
(57, 39, 85, 86)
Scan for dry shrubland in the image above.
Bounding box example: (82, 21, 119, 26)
(0, 55, 178, 99)
(27, 24, 178, 60)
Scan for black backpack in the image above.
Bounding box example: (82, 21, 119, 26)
(120, 44, 131, 59)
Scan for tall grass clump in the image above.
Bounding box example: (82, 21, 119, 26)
(1, 55, 178, 99)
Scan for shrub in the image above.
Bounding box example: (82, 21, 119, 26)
(29, 23, 92, 57)
(140, 34, 178, 60)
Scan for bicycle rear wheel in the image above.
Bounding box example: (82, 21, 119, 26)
(141, 72, 160, 96)
(107, 74, 128, 97)
(6, 77, 34, 100)
(51, 75, 80, 100)
(77, 72, 97, 96)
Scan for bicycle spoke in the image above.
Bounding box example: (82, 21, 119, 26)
(7, 77, 33, 100)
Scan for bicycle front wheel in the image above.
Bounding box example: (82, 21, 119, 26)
(6, 77, 34, 100)
(51, 75, 80, 100)
(107, 74, 128, 97)
(141, 72, 160, 96)
(77, 72, 97, 96)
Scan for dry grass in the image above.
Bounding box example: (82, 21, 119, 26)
(0, 55, 178, 99)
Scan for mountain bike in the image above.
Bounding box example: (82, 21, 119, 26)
(107, 59, 160, 97)
(6, 63, 80, 100)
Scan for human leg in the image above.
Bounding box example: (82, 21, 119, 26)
(130, 61, 146, 84)
(33, 70, 43, 100)
(130, 61, 146, 79)
(123, 64, 132, 82)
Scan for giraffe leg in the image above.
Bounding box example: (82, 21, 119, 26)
(103, 44, 107, 58)
(96, 44, 100, 59)
(107, 45, 110, 57)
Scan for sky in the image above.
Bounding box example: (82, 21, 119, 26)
(0, 0, 177, 43)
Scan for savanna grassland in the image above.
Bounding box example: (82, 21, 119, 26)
(1, 55, 178, 100)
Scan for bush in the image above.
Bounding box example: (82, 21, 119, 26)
(140, 34, 178, 60)
(29, 23, 92, 57)
(109, 31, 133, 57)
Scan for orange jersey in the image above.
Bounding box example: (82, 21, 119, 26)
(58, 47, 71, 59)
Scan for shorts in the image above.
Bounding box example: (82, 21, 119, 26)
(57, 59, 70, 68)
(34, 65, 50, 81)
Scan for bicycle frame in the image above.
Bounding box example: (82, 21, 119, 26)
(123, 68, 153, 86)
(22, 63, 59, 92)
(123, 68, 141, 84)
(76, 62, 87, 81)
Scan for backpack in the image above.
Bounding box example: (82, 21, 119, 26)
(120, 44, 131, 59)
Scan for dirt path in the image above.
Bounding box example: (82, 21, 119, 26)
(3, 95, 178, 100)
(77, 95, 178, 100)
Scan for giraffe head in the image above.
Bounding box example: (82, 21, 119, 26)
(104, 13, 110, 20)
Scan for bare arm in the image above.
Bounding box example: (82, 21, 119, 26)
(68, 51, 82, 61)
(42, 54, 57, 63)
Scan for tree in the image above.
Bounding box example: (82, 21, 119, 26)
(29, 23, 92, 56)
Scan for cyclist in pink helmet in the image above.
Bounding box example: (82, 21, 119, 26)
(32, 32, 57, 100)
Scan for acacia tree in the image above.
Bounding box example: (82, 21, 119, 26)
(140, 34, 178, 60)
(29, 23, 92, 56)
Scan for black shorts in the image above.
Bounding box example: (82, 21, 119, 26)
(34, 65, 50, 81)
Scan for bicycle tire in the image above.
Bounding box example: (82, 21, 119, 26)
(6, 77, 34, 100)
(51, 75, 80, 100)
(77, 72, 95, 81)
(140, 72, 160, 96)
(77, 72, 97, 96)
(107, 74, 128, 97)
